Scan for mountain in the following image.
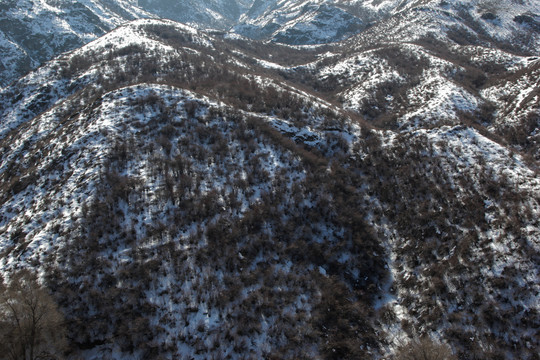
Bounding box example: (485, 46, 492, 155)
(2, 0, 539, 87)
(0, 0, 155, 88)
(0, 0, 256, 87)
(233, 0, 369, 44)
(136, 0, 254, 29)
(0, 19, 386, 358)
(233, 0, 540, 45)
(1, 1, 540, 360)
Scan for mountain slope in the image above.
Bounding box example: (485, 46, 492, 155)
(0, 0, 156, 87)
(2, 0, 539, 87)
(0, 19, 389, 359)
(233, 0, 368, 44)
(233, 0, 540, 46)
(0, 3, 539, 360)
(0, 0, 253, 87)
(137, 0, 253, 29)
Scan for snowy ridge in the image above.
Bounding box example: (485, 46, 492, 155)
(344, 0, 540, 50)
(2, 0, 539, 86)
(0, 4, 539, 360)
(0, 0, 155, 87)
(234, 0, 372, 44)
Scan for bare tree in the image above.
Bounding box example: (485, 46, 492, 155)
(0, 269, 67, 360)
(395, 336, 457, 360)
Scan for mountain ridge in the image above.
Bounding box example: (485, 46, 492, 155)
(0, 2, 539, 359)
(1, 0, 539, 87)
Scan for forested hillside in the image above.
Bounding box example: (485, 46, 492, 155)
(0, 1, 539, 359)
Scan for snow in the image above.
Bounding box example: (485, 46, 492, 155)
(256, 58, 288, 70)
(481, 58, 540, 127)
(399, 74, 479, 129)
(73, 20, 178, 56)
(236, 1, 367, 44)
(1, 1, 539, 358)
(0, 0, 222, 86)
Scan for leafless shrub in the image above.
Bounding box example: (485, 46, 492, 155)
(0, 269, 68, 360)
(395, 337, 456, 360)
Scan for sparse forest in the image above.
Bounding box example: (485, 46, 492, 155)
(0, 1, 539, 359)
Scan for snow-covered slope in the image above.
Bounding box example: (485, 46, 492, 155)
(0, 20, 389, 359)
(0, 2, 539, 359)
(234, 0, 368, 44)
(297, 0, 540, 139)
(3, 0, 538, 87)
(343, 0, 540, 50)
(0, 0, 256, 87)
(231, 0, 540, 46)
(0, 0, 155, 87)
(137, 0, 254, 29)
